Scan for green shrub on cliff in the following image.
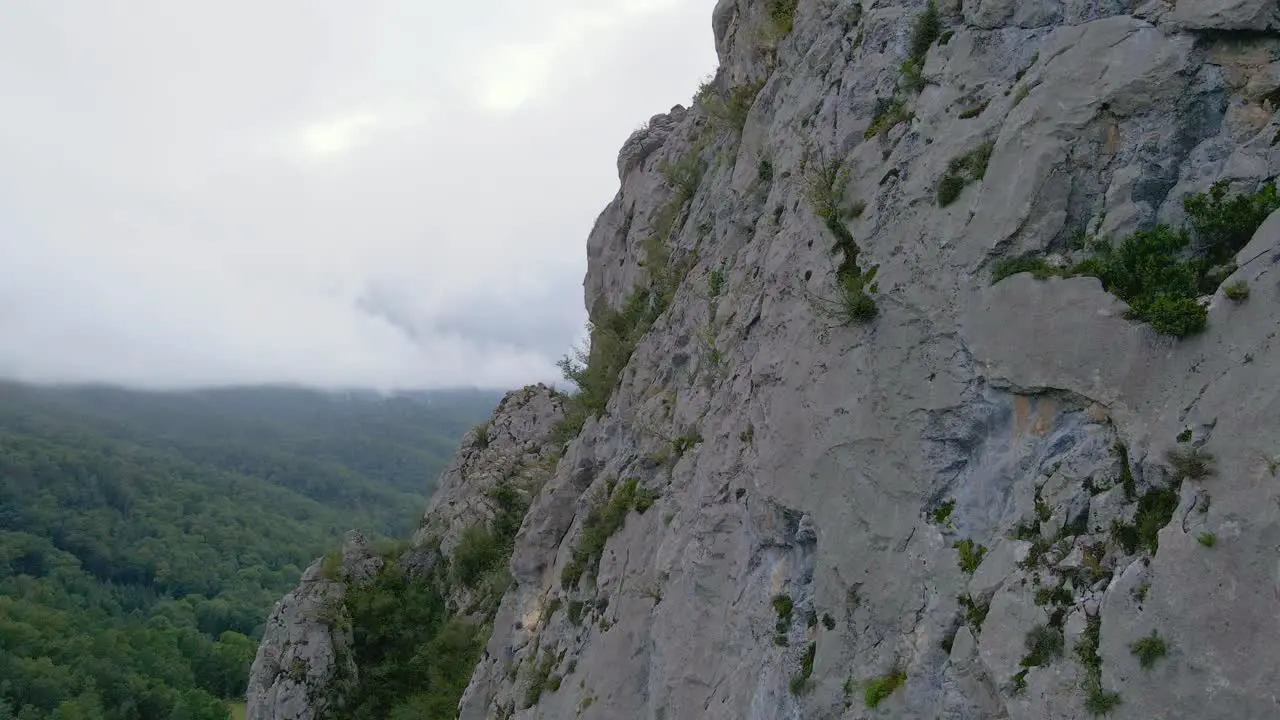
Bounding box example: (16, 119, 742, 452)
(561, 478, 654, 590)
(804, 153, 879, 324)
(1082, 224, 1208, 337)
(336, 560, 486, 720)
(1183, 179, 1280, 265)
(554, 149, 707, 444)
(909, 1, 941, 63)
(769, 0, 800, 34)
(937, 141, 993, 207)
(989, 181, 1279, 338)
(330, 483, 537, 718)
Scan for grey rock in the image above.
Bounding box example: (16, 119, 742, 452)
(970, 539, 1022, 597)
(711, 0, 737, 61)
(617, 107, 688, 181)
(1040, 513, 1063, 541)
(952, 624, 979, 661)
(1089, 485, 1131, 535)
(978, 581, 1043, 691)
(1169, 0, 1280, 30)
(246, 386, 564, 720)
(1063, 492, 1091, 532)
(416, 385, 566, 560)
(795, 512, 818, 544)
(968, 0, 1063, 30)
(1099, 164, 1155, 239)
(338, 530, 381, 585)
(249, 1, 1280, 717)
(944, 625, 1010, 718)
(1132, 0, 1171, 23)
(1057, 545, 1085, 570)
(244, 559, 354, 720)
(1063, 608, 1088, 649)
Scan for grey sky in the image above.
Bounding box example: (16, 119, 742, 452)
(0, 0, 717, 391)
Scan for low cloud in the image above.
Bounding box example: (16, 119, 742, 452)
(0, 0, 717, 390)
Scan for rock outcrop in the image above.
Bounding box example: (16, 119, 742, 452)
(414, 385, 567, 560)
(249, 1, 1280, 718)
(244, 530, 374, 720)
(244, 386, 565, 720)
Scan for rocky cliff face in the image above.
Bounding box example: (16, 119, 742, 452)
(248, 1, 1280, 718)
(244, 386, 566, 720)
(244, 530, 379, 720)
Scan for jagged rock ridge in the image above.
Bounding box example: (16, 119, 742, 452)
(248, 0, 1280, 718)
(244, 386, 566, 719)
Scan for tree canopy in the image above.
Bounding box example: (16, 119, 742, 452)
(0, 383, 499, 720)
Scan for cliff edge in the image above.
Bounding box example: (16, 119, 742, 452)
(249, 0, 1280, 717)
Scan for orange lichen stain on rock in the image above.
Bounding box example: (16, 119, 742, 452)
(1013, 396, 1057, 438)
(524, 600, 547, 632)
(1013, 395, 1032, 438)
(1031, 398, 1056, 436)
(1104, 118, 1122, 155)
(761, 507, 777, 534)
(1085, 403, 1110, 423)
(770, 562, 790, 596)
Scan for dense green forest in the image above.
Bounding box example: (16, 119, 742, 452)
(0, 383, 501, 720)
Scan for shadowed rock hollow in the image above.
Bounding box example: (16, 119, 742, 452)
(247, 1, 1280, 718)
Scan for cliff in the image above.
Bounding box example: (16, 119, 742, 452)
(247, 0, 1280, 718)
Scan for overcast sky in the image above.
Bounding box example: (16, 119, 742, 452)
(0, 0, 718, 391)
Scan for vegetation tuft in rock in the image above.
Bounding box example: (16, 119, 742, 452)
(864, 668, 907, 708)
(561, 479, 657, 590)
(989, 181, 1280, 337)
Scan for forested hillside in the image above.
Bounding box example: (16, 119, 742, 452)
(0, 383, 500, 720)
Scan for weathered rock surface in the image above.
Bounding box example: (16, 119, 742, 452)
(244, 386, 564, 719)
(250, 0, 1280, 718)
(1170, 0, 1280, 31)
(244, 531, 373, 720)
(415, 384, 566, 559)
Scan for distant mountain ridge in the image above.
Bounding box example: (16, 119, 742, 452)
(0, 382, 505, 516)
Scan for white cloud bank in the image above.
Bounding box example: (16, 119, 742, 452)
(0, 0, 718, 390)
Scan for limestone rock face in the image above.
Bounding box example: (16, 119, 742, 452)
(1170, 0, 1280, 31)
(618, 107, 689, 181)
(251, 0, 1280, 718)
(415, 384, 566, 560)
(244, 387, 564, 719)
(455, 1, 1280, 717)
(243, 531, 373, 720)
